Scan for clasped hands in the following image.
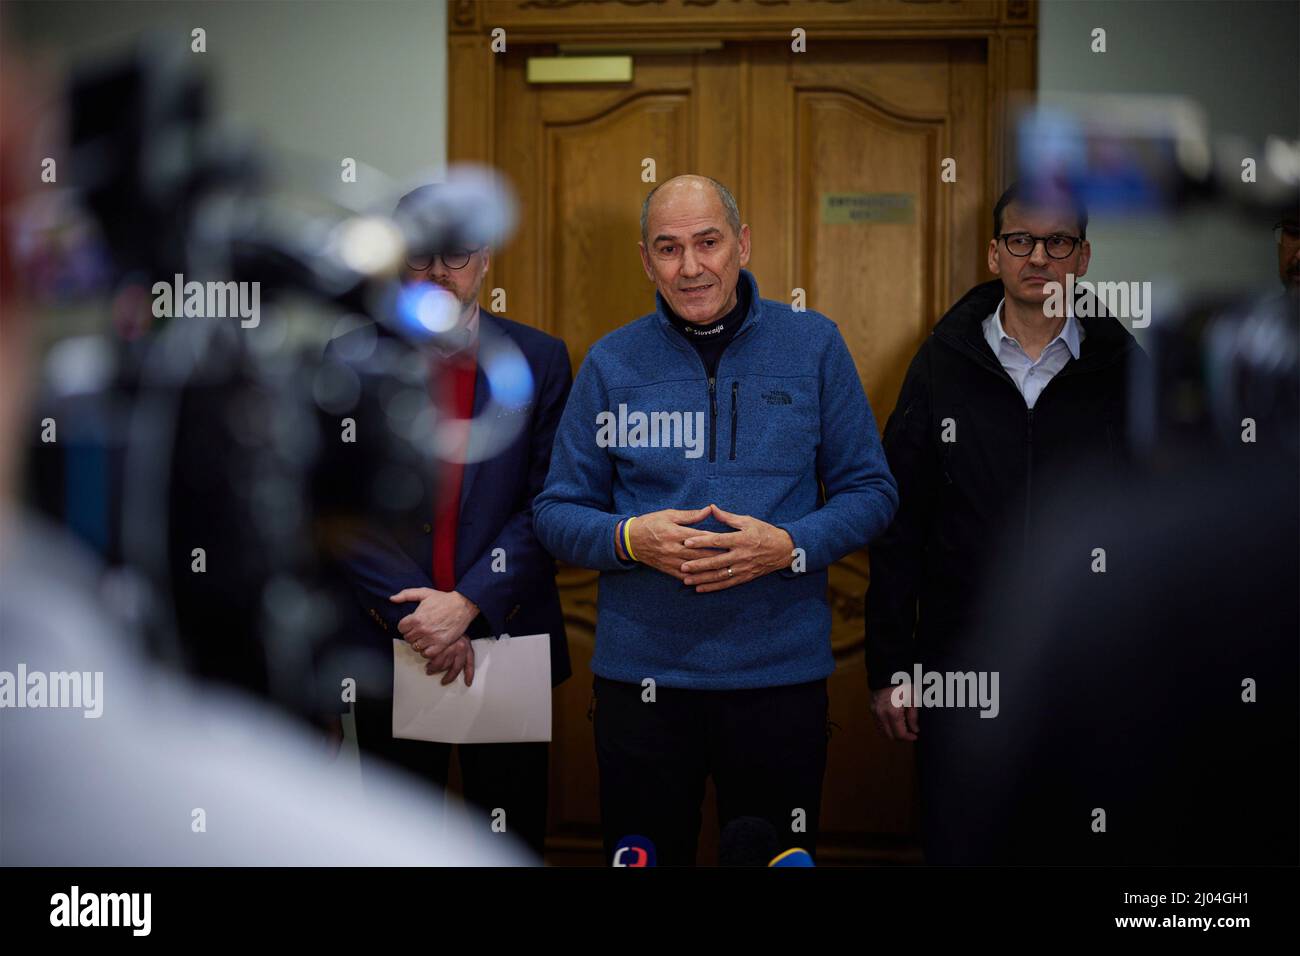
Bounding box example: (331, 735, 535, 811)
(623, 503, 797, 593)
(389, 588, 479, 686)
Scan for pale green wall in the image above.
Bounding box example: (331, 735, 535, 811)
(10, 0, 447, 191)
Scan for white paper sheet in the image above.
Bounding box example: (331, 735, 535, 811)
(391, 634, 552, 743)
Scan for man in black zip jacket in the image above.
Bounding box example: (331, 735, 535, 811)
(864, 181, 1146, 863)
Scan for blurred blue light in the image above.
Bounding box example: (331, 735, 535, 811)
(484, 349, 534, 410)
(394, 282, 458, 340)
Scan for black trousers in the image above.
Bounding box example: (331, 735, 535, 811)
(353, 690, 549, 857)
(592, 675, 829, 866)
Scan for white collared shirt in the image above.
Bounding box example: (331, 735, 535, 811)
(981, 298, 1084, 409)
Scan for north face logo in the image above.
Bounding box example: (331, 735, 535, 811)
(762, 389, 792, 405)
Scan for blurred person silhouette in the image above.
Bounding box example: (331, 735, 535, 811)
(1275, 207, 1299, 300)
(0, 42, 529, 867)
(326, 183, 573, 858)
(949, 292, 1299, 864)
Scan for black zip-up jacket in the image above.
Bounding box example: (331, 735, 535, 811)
(864, 279, 1146, 689)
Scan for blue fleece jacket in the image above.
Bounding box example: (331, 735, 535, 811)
(533, 270, 898, 689)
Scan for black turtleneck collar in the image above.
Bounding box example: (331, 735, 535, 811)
(662, 278, 750, 380)
(663, 277, 750, 378)
(664, 275, 750, 339)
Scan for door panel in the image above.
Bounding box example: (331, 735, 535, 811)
(546, 93, 691, 365)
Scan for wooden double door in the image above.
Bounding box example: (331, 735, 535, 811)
(449, 3, 1034, 863)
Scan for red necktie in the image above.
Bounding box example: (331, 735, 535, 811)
(430, 347, 478, 592)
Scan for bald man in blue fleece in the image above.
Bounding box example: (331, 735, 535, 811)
(534, 175, 897, 865)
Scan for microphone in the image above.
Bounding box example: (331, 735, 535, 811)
(769, 848, 815, 867)
(611, 835, 656, 867)
(719, 817, 779, 867)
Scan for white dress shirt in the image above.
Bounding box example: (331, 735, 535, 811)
(982, 298, 1084, 409)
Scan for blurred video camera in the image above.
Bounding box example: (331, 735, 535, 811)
(1011, 96, 1299, 463)
(21, 40, 527, 724)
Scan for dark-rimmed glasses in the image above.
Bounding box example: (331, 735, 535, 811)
(406, 247, 482, 272)
(998, 233, 1081, 259)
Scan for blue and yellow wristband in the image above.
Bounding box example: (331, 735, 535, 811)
(617, 516, 639, 562)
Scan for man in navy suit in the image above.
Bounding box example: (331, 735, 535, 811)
(329, 184, 572, 856)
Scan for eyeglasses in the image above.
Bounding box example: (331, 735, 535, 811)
(405, 247, 482, 272)
(998, 233, 1082, 259)
(1274, 224, 1300, 245)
